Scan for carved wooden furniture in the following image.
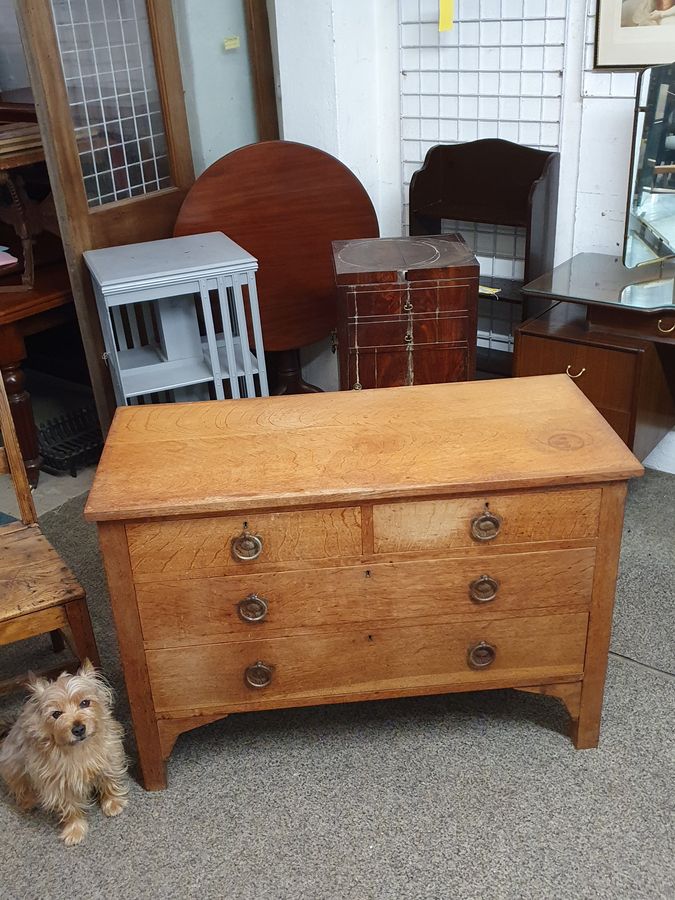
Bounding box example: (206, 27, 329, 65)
(332, 234, 479, 390)
(0, 368, 99, 695)
(0, 263, 74, 486)
(517, 253, 675, 460)
(85, 232, 267, 405)
(85, 375, 642, 790)
(0, 109, 73, 485)
(174, 140, 379, 393)
(409, 139, 559, 373)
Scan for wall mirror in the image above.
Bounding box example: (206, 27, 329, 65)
(625, 61, 675, 268)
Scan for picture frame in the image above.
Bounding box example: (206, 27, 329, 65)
(595, 1, 675, 69)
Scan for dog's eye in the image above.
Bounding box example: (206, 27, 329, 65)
(51, 711, 62, 719)
(79, 699, 90, 708)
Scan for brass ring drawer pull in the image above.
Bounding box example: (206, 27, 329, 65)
(470, 509, 502, 542)
(467, 641, 496, 670)
(565, 365, 586, 379)
(657, 319, 675, 334)
(231, 530, 263, 561)
(468, 575, 499, 604)
(244, 660, 273, 688)
(238, 593, 269, 622)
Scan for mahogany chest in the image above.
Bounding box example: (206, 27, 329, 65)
(332, 234, 479, 390)
(85, 375, 642, 790)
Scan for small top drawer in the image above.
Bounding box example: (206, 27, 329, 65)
(127, 506, 362, 580)
(372, 489, 601, 554)
(343, 282, 474, 318)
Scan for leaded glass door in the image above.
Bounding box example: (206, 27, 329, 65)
(15, 0, 194, 427)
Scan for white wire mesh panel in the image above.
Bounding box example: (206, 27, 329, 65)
(400, 0, 566, 361)
(50, 0, 171, 207)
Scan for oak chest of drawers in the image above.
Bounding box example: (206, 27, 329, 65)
(85, 375, 643, 790)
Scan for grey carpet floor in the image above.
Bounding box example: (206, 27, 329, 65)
(0, 471, 673, 900)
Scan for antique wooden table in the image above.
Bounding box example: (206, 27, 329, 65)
(85, 375, 642, 790)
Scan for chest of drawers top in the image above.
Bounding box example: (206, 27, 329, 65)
(85, 375, 642, 524)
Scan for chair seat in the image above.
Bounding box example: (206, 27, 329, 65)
(0, 522, 84, 621)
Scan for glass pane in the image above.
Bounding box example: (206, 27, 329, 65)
(50, 0, 172, 208)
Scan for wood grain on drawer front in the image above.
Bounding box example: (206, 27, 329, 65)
(137, 547, 596, 648)
(127, 507, 361, 581)
(373, 489, 601, 554)
(146, 612, 589, 714)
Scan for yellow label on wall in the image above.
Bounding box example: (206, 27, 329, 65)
(223, 36, 241, 51)
(439, 0, 454, 31)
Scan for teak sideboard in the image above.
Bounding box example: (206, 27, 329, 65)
(85, 376, 643, 790)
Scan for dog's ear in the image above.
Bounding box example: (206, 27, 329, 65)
(25, 671, 49, 697)
(77, 658, 96, 678)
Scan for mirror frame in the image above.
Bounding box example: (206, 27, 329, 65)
(623, 62, 675, 269)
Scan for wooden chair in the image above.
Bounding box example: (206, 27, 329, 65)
(0, 373, 99, 694)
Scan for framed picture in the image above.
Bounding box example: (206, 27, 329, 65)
(595, 1, 675, 68)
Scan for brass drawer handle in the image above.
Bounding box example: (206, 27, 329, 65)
(244, 660, 273, 689)
(468, 575, 499, 604)
(470, 508, 502, 542)
(231, 530, 263, 561)
(238, 593, 269, 623)
(657, 319, 675, 334)
(565, 365, 586, 379)
(467, 641, 496, 670)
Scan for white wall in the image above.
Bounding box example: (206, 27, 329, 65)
(172, 0, 258, 175)
(559, 2, 639, 260)
(270, 0, 401, 389)
(271, 0, 401, 236)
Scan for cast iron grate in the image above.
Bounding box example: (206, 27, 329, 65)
(38, 407, 103, 477)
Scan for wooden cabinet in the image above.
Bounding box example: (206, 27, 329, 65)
(85, 375, 642, 790)
(332, 234, 478, 390)
(515, 303, 675, 460)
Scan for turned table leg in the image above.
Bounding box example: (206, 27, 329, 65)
(1, 361, 41, 488)
(270, 348, 322, 394)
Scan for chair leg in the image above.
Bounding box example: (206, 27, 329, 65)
(49, 630, 66, 653)
(64, 597, 101, 669)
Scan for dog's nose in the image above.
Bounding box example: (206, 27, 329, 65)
(71, 722, 86, 738)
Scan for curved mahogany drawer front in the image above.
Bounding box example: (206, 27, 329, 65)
(372, 489, 601, 554)
(136, 548, 596, 648)
(348, 313, 468, 349)
(127, 507, 362, 581)
(345, 344, 467, 391)
(344, 282, 474, 318)
(145, 611, 589, 714)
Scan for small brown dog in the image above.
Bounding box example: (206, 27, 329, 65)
(0, 660, 128, 845)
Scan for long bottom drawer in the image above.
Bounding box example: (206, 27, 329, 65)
(147, 612, 588, 714)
